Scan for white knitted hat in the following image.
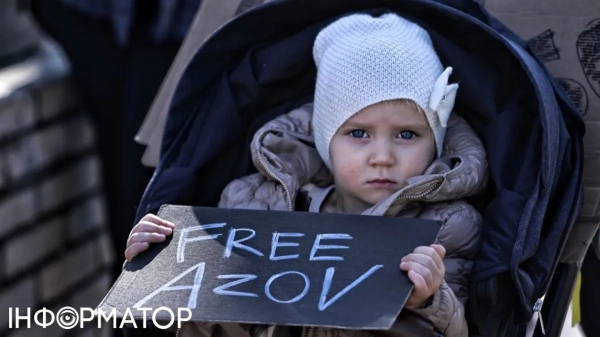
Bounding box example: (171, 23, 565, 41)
(312, 13, 459, 169)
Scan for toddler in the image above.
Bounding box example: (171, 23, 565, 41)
(126, 13, 488, 337)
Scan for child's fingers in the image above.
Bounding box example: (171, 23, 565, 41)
(407, 270, 428, 294)
(402, 251, 444, 274)
(125, 242, 149, 262)
(403, 252, 438, 272)
(127, 232, 167, 248)
(400, 261, 433, 286)
(132, 221, 173, 235)
(431, 244, 446, 259)
(140, 214, 175, 228)
(414, 246, 444, 266)
(405, 246, 445, 270)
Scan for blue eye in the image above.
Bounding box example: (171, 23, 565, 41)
(349, 130, 368, 138)
(399, 131, 416, 139)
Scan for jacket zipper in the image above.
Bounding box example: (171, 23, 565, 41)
(399, 181, 442, 200)
(255, 146, 294, 211)
(383, 181, 442, 217)
(533, 298, 545, 335)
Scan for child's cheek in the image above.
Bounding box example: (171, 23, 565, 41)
(341, 160, 361, 184)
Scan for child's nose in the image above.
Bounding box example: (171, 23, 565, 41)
(368, 142, 396, 166)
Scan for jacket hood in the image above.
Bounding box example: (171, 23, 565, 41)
(250, 102, 488, 213)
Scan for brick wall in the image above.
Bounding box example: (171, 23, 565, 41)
(0, 40, 114, 337)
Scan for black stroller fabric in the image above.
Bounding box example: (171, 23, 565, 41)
(135, 0, 585, 335)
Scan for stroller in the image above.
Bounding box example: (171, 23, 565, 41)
(132, 0, 588, 336)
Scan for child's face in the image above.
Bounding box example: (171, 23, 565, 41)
(329, 102, 436, 211)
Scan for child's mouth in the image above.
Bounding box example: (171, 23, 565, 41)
(368, 179, 396, 187)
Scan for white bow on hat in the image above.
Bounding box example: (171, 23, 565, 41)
(429, 67, 459, 128)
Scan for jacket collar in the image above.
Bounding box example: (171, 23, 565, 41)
(251, 103, 488, 214)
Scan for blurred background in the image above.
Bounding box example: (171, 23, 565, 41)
(0, 0, 198, 336)
(0, 1, 269, 336)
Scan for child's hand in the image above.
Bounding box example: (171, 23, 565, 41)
(125, 214, 175, 262)
(400, 244, 446, 309)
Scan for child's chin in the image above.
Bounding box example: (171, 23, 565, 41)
(365, 191, 396, 205)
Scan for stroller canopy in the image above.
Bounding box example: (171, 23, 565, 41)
(137, 0, 585, 335)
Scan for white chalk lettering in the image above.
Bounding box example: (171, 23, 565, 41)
(270, 232, 304, 261)
(319, 265, 383, 311)
(133, 262, 206, 309)
(213, 274, 259, 298)
(223, 228, 264, 258)
(178, 223, 227, 262)
(265, 271, 310, 304)
(309, 233, 353, 261)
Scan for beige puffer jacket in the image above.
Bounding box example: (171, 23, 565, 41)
(177, 103, 488, 337)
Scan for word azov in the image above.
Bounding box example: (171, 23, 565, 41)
(133, 224, 383, 311)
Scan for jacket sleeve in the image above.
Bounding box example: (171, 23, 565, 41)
(410, 202, 482, 337)
(218, 173, 291, 211)
(409, 279, 468, 337)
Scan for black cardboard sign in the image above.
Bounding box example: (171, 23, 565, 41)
(98, 205, 441, 329)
